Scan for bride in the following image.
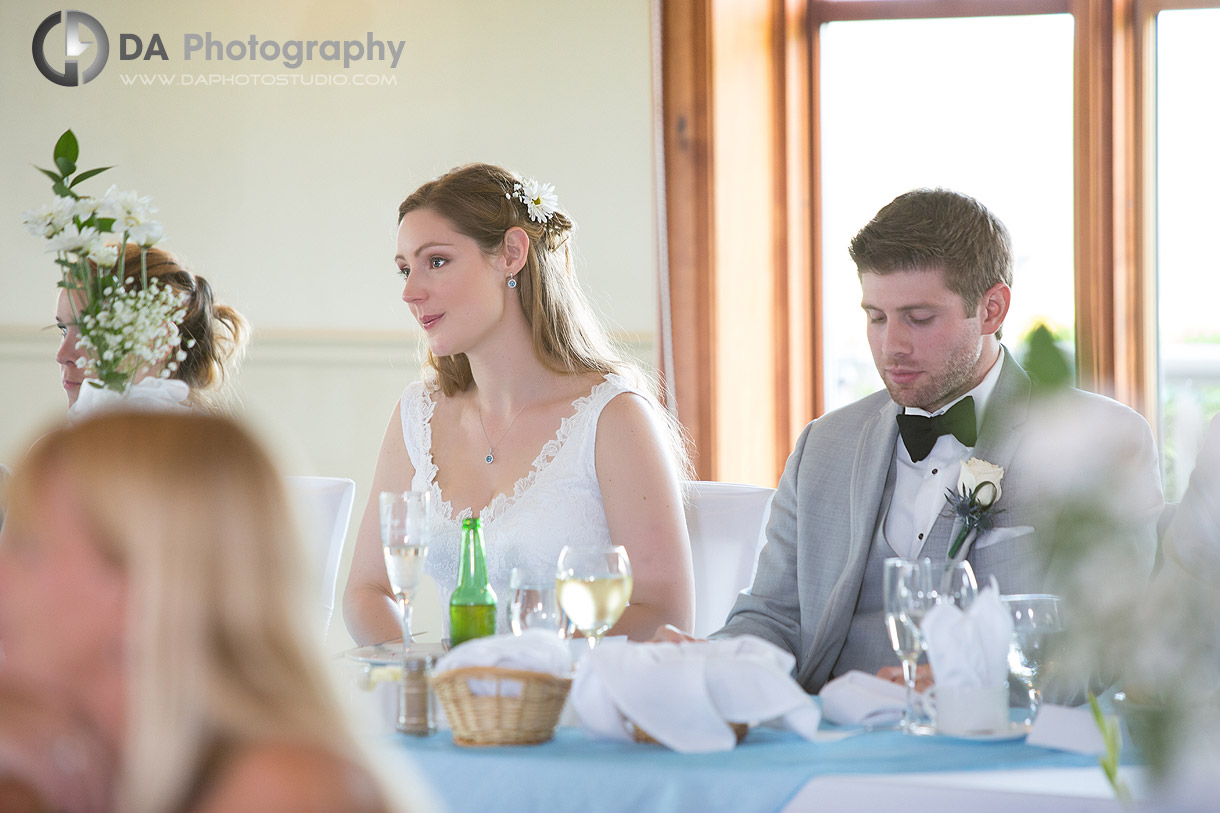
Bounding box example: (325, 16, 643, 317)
(343, 163, 694, 644)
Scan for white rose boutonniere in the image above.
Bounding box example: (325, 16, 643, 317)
(946, 457, 1005, 559)
(957, 457, 1004, 506)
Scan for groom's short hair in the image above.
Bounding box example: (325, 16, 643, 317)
(848, 188, 1013, 316)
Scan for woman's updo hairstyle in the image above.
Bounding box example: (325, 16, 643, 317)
(398, 163, 624, 396)
(103, 244, 249, 413)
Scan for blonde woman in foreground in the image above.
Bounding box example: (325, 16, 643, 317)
(0, 413, 434, 813)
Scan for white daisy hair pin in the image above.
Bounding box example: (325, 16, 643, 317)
(506, 177, 561, 228)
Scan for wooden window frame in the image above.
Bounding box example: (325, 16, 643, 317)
(658, 0, 1213, 481)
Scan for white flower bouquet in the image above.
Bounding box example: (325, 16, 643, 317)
(23, 130, 189, 399)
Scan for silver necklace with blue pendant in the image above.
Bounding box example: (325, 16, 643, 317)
(476, 396, 532, 464)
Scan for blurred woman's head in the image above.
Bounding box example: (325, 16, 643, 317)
(56, 244, 249, 411)
(0, 413, 357, 812)
(396, 163, 627, 396)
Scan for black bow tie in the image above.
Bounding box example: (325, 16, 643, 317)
(896, 396, 977, 463)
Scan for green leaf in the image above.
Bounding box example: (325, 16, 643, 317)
(36, 165, 63, 184)
(53, 130, 80, 167)
(55, 155, 76, 176)
(68, 165, 112, 187)
(51, 181, 75, 199)
(1088, 693, 1131, 803)
(99, 371, 126, 390)
(94, 217, 116, 233)
(1022, 323, 1073, 392)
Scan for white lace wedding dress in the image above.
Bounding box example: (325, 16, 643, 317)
(400, 373, 641, 634)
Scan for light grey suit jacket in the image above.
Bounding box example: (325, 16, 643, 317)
(715, 350, 1163, 693)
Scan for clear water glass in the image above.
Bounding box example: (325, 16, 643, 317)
(508, 566, 563, 636)
(936, 560, 980, 608)
(1002, 593, 1064, 723)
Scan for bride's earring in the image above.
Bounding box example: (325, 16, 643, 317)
(507, 276, 518, 289)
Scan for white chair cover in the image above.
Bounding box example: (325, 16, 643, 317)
(685, 481, 776, 638)
(286, 475, 356, 635)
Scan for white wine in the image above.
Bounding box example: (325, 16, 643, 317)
(556, 574, 633, 637)
(383, 542, 427, 597)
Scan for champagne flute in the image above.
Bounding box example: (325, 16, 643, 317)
(555, 545, 632, 651)
(883, 557, 936, 732)
(380, 491, 430, 654)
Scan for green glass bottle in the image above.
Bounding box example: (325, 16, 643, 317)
(448, 517, 497, 647)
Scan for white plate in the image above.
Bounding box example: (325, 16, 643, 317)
(342, 641, 445, 665)
(931, 720, 1031, 742)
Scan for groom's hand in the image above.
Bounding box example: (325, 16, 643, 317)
(877, 664, 934, 694)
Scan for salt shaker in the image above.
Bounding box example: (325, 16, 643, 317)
(397, 654, 436, 735)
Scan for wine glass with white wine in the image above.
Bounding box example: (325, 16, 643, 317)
(380, 491, 430, 655)
(555, 545, 632, 651)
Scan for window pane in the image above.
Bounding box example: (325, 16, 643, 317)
(1156, 9, 1220, 500)
(819, 16, 1075, 411)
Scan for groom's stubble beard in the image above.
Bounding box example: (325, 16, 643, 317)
(880, 336, 984, 413)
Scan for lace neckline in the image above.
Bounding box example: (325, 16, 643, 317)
(416, 374, 625, 527)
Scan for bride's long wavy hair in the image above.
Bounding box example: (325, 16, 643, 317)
(397, 163, 691, 476)
(397, 163, 627, 394)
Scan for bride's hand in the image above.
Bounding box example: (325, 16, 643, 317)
(650, 624, 703, 644)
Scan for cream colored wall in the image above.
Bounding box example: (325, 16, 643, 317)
(0, 0, 659, 652)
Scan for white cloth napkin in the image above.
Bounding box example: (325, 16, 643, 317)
(818, 670, 907, 727)
(69, 377, 191, 421)
(434, 630, 572, 678)
(570, 635, 822, 753)
(921, 581, 1013, 688)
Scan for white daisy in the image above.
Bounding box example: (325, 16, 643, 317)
(128, 219, 164, 246)
(514, 177, 560, 224)
(21, 203, 58, 238)
(88, 242, 120, 268)
(98, 184, 159, 232)
(46, 223, 101, 254)
(523, 179, 559, 223)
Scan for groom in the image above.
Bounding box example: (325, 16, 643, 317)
(711, 189, 1163, 694)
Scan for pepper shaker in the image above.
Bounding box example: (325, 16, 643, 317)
(397, 654, 436, 735)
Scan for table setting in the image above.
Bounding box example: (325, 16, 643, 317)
(336, 492, 1151, 812)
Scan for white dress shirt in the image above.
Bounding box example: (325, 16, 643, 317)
(883, 352, 1004, 559)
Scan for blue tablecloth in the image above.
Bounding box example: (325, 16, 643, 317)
(386, 725, 1107, 812)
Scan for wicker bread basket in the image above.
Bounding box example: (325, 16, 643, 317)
(431, 665, 572, 746)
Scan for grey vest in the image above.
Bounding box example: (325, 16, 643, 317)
(831, 457, 955, 679)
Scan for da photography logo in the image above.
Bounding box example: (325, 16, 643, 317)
(33, 10, 110, 86)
